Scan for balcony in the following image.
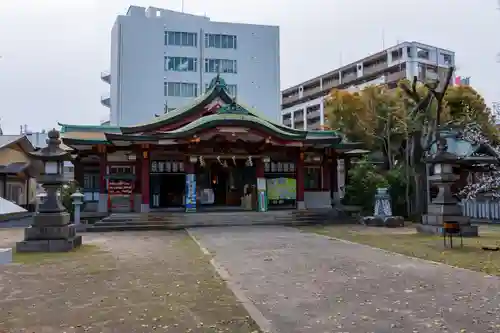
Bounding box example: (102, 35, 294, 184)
(342, 73, 357, 84)
(322, 79, 340, 91)
(363, 62, 388, 76)
(282, 94, 300, 105)
(302, 85, 322, 99)
(306, 110, 321, 120)
(100, 71, 111, 84)
(101, 93, 111, 108)
(293, 112, 304, 121)
(386, 71, 407, 83)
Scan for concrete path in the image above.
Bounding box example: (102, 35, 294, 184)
(188, 226, 500, 333)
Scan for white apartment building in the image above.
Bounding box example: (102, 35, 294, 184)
(281, 41, 455, 130)
(101, 6, 280, 126)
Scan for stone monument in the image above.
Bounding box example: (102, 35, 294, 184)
(418, 137, 478, 236)
(16, 129, 83, 252)
(361, 188, 404, 227)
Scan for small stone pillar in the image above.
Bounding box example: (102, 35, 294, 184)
(71, 191, 84, 231)
(0, 248, 12, 264)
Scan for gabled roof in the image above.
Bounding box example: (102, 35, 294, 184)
(61, 74, 346, 147)
(0, 135, 35, 153)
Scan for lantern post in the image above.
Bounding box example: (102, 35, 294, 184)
(16, 129, 83, 252)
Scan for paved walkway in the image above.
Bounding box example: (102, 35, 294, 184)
(189, 226, 500, 333)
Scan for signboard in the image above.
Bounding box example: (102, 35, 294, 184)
(185, 174, 196, 212)
(108, 180, 133, 195)
(266, 178, 296, 200)
(264, 162, 295, 173)
(150, 161, 184, 173)
(108, 180, 133, 212)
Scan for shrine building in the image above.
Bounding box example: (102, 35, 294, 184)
(60, 75, 361, 213)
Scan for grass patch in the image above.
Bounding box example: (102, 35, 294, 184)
(1, 231, 261, 332)
(301, 225, 500, 276)
(13, 244, 101, 264)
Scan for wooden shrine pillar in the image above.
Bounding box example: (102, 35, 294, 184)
(296, 150, 305, 210)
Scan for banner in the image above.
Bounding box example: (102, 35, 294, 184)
(185, 174, 197, 212)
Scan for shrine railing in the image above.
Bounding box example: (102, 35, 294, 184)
(460, 199, 500, 223)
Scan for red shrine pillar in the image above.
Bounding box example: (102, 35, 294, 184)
(134, 152, 142, 212)
(330, 150, 339, 206)
(140, 146, 150, 213)
(98, 145, 108, 213)
(296, 151, 305, 210)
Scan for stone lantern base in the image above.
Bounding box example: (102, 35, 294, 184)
(16, 212, 83, 252)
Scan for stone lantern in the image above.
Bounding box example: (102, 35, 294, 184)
(16, 129, 83, 252)
(418, 137, 478, 236)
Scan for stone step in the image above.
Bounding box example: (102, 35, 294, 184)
(86, 219, 319, 232)
(86, 209, 340, 232)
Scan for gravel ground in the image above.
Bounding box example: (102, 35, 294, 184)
(189, 226, 500, 333)
(0, 229, 260, 333)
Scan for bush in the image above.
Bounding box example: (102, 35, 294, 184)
(385, 166, 410, 217)
(342, 159, 388, 214)
(60, 180, 85, 221)
(342, 159, 411, 217)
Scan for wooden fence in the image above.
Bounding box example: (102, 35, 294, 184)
(460, 199, 500, 223)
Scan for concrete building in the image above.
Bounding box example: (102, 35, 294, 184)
(281, 41, 455, 130)
(102, 5, 280, 126)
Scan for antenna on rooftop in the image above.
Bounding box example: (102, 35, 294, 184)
(181, 0, 185, 12)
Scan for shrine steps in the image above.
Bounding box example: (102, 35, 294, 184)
(85, 209, 342, 232)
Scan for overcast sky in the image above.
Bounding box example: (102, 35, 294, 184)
(0, 0, 498, 134)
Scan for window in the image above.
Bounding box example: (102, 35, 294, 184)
(165, 57, 197, 72)
(164, 82, 198, 97)
(406, 46, 412, 57)
(304, 166, 322, 190)
(204, 33, 237, 49)
(6, 183, 22, 204)
(442, 53, 453, 65)
(165, 31, 197, 47)
(109, 166, 133, 174)
(204, 58, 237, 74)
(205, 83, 237, 96)
(83, 173, 100, 201)
(416, 47, 429, 59)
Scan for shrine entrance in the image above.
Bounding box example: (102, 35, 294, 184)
(196, 159, 256, 208)
(150, 160, 185, 209)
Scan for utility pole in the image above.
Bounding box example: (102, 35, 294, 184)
(494, 2, 500, 123)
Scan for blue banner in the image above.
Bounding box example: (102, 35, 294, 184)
(185, 173, 196, 212)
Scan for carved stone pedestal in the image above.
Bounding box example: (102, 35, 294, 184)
(360, 188, 404, 228)
(16, 212, 83, 252)
(419, 163, 478, 237)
